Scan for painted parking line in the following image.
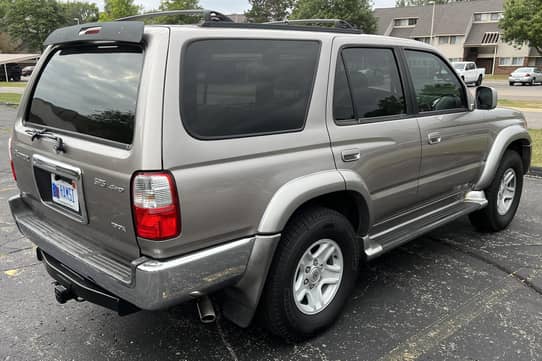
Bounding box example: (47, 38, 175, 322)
(378, 273, 530, 361)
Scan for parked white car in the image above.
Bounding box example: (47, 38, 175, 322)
(509, 67, 542, 86)
(452, 61, 485, 86)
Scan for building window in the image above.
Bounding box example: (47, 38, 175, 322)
(449, 57, 462, 62)
(490, 13, 503, 21)
(474, 12, 503, 22)
(414, 37, 430, 44)
(394, 18, 417, 27)
(512, 57, 524, 65)
(438, 36, 450, 44)
(449, 36, 457, 44)
(499, 57, 511, 66)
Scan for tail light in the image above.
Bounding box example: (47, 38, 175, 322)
(8, 137, 16, 181)
(525, 74, 531, 77)
(132, 172, 180, 240)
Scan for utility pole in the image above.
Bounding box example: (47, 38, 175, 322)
(429, 1, 435, 45)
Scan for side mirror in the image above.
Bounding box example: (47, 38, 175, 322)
(476, 86, 497, 110)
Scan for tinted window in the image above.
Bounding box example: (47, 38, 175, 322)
(405, 50, 467, 112)
(181, 39, 320, 139)
(333, 60, 355, 121)
(334, 48, 405, 122)
(28, 46, 143, 144)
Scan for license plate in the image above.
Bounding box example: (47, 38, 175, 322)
(51, 174, 79, 212)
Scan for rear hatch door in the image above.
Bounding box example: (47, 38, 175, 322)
(11, 26, 168, 262)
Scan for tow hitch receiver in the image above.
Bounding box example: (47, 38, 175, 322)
(54, 283, 75, 304)
(38, 248, 140, 316)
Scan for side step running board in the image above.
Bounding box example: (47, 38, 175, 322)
(363, 191, 487, 260)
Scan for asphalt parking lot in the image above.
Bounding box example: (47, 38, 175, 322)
(1, 104, 542, 361)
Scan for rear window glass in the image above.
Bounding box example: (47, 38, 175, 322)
(28, 46, 143, 144)
(181, 39, 320, 139)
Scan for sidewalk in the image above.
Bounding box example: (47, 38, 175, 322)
(0, 86, 24, 94)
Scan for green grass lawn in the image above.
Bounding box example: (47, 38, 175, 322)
(0, 81, 26, 88)
(499, 99, 542, 110)
(485, 74, 509, 81)
(0, 93, 21, 104)
(529, 129, 542, 168)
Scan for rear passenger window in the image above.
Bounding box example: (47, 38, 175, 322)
(334, 47, 406, 123)
(181, 39, 320, 139)
(405, 50, 467, 112)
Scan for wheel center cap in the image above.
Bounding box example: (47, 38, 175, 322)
(310, 268, 321, 283)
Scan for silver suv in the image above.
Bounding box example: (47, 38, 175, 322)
(8, 11, 532, 341)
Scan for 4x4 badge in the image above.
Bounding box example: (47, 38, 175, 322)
(94, 178, 125, 193)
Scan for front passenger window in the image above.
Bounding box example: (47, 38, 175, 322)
(405, 50, 467, 112)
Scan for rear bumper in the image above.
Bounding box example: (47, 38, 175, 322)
(9, 194, 255, 311)
(509, 77, 533, 83)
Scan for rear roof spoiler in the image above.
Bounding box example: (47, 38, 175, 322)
(44, 21, 144, 46)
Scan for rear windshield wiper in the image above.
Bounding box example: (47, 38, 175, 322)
(25, 128, 65, 153)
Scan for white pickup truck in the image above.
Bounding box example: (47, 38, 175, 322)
(452, 61, 485, 86)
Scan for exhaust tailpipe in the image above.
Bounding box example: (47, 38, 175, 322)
(197, 295, 216, 324)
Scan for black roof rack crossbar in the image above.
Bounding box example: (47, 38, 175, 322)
(115, 9, 233, 23)
(201, 21, 362, 34)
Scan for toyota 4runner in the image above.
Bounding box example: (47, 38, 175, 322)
(8, 11, 531, 341)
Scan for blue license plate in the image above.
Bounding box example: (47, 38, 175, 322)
(51, 174, 79, 212)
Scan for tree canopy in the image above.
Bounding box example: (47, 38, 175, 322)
(245, 0, 294, 23)
(63, 1, 99, 24)
(500, 0, 542, 54)
(395, 0, 450, 7)
(99, 0, 140, 21)
(291, 0, 376, 34)
(4, 0, 67, 51)
(156, 0, 201, 24)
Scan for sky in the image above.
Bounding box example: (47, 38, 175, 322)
(91, 0, 397, 13)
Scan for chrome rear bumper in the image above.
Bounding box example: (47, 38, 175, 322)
(9, 194, 255, 310)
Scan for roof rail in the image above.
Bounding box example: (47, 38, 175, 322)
(115, 9, 233, 23)
(201, 22, 362, 34)
(264, 19, 357, 30)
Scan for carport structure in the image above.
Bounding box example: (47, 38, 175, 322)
(0, 53, 40, 82)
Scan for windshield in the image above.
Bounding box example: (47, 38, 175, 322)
(514, 68, 532, 73)
(28, 45, 143, 144)
(452, 63, 465, 70)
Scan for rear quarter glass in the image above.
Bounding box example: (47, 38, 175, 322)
(26, 45, 144, 145)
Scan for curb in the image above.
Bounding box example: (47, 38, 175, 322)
(0, 102, 18, 107)
(528, 167, 542, 178)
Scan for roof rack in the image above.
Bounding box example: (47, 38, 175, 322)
(114, 9, 362, 34)
(264, 19, 357, 30)
(115, 9, 233, 23)
(201, 22, 362, 34)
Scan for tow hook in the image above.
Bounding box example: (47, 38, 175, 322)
(53, 282, 75, 304)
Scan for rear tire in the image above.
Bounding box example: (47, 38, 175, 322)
(469, 150, 524, 232)
(260, 207, 359, 341)
(509, 82, 514, 86)
(476, 75, 482, 86)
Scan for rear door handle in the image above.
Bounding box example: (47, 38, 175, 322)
(341, 149, 361, 162)
(427, 132, 442, 145)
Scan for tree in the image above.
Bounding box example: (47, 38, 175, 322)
(99, 0, 140, 21)
(156, 0, 201, 24)
(291, 0, 376, 34)
(395, 0, 449, 6)
(245, 0, 294, 23)
(63, 1, 100, 24)
(500, 0, 542, 55)
(4, 0, 67, 51)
